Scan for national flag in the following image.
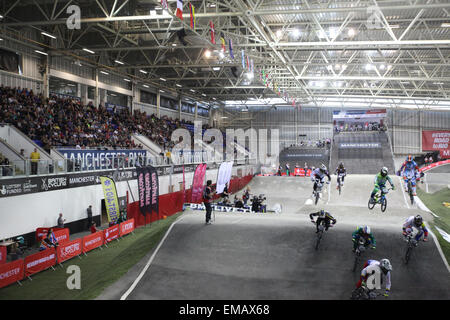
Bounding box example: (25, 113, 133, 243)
(241, 50, 245, 69)
(246, 55, 250, 70)
(176, 0, 183, 20)
(220, 34, 226, 52)
(250, 59, 254, 73)
(161, 0, 168, 10)
(229, 39, 234, 59)
(189, 3, 195, 30)
(210, 21, 215, 44)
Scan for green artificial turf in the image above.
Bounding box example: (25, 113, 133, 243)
(0, 212, 181, 300)
(417, 186, 450, 265)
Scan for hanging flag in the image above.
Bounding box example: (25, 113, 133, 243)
(241, 50, 245, 69)
(246, 55, 250, 71)
(189, 3, 195, 30)
(100, 176, 120, 223)
(250, 59, 254, 73)
(220, 34, 226, 52)
(229, 39, 234, 59)
(176, 0, 183, 20)
(161, 0, 168, 10)
(210, 21, 216, 44)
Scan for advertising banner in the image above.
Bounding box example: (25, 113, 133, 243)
(0, 259, 24, 289)
(333, 109, 387, 119)
(136, 167, 146, 216)
(53, 228, 70, 244)
(57, 149, 148, 170)
(0, 246, 6, 264)
(216, 162, 229, 194)
(120, 219, 135, 236)
(100, 176, 120, 223)
(419, 159, 450, 173)
(144, 166, 152, 214)
(104, 225, 120, 243)
(339, 143, 381, 149)
(57, 238, 82, 263)
(422, 130, 450, 158)
(82, 231, 104, 253)
(24, 248, 56, 277)
(149, 166, 159, 215)
(35, 227, 65, 242)
(191, 163, 206, 203)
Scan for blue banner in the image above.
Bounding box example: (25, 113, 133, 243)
(58, 149, 148, 170)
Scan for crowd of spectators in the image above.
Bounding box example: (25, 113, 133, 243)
(0, 85, 213, 152)
(334, 122, 387, 133)
(287, 138, 331, 149)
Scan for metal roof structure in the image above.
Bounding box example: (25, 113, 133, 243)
(1, 0, 450, 110)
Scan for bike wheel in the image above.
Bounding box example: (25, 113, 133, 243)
(352, 255, 359, 272)
(338, 183, 341, 195)
(368, 199, 375, 210)
(408, 184, 414, 205)
(315, 192, 319, 205)
(315, 233, 322, 250)
(381, 197, 387, 212)
(405, 246, 412, 264)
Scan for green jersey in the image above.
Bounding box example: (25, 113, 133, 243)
(374, 173, 393, 187)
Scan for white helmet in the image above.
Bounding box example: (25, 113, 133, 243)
(320, 164, 327, 172)
(379, 259, 392, 273)
(381, 167, 388, 177)
(363, 226, 371, 234)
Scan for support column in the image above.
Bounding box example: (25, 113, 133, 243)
(43, 56, 49, 99)
(94, 69, 99, 107)
(156, 90, 161, 117)
(178, 97, 182, 120)
(194, 102, 198, 121)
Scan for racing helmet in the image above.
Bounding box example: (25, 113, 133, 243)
(414, 215, 423, 227)
(319, 209, 326, 217)
(380, 167, 388, 177)
(363, 226, 371, 235)
(406, 155, 413, 162)
(379, 259, 392, 274)
(320, 164, 327, 173)
(339, 162, 344, 169)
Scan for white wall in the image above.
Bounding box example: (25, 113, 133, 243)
(0, 164, 255, 239)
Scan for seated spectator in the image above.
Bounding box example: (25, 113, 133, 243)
(9, 243, 23, 261)
(39, 228, 58, 251)
(234, 196, 244, 208)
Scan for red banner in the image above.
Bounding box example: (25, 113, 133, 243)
(120, 219, 135, 236)
(0, 246, 6, 264)
(0, 259, 24, 289)
(35, 227, 65, 242)
(104, 225, 120, 243)
(419, 159, 450, 173)
(53, 228, 70, 244)
(82, 231, 104, 253)
(422, 130, 450, 158)
(191, 163, 207, 203)
(57, 238, 82, 263)
(24, 248, 56, 277)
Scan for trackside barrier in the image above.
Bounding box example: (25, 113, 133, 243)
(57, 238, 83, 266)
(0, 259, 24, 288)
(35, 227, 66, 242)
(0, 218, 136, 289)
(0, 247, 6, 264)
(419, 159, 450, 173)
(24, 247, 56, 279)
(53, 229, 70, 244)
(82, 231, 104, 255)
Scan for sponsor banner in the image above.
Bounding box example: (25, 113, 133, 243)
(419, 159, 450, 173)
(144, 167, 152, 214)
(339, 143, 381, 149)
(120, 219, 135, 236)
(284, 153, 327, 158)
(422, 130, 450, 158)
(191, 163, 207, 203)
(0, 168, 138, 199)
(184, 203, 252, 213)
(24, 248, 56, 277)
(104, 225, 120, 243)
(57, 238, 82, 263)
(136, 167, 146, 216)
(57, 149, 148, 171)
(0, 259, 24, 288)
(35, 227, 67, 242)
(149, 166, 159, 214)
(216, 162, 229, 194)
(333, 109, 387, 119)
(53, 228, 70, 244)
(0, 246, 6, 264)
(100, 177, 120, 223)
(82, 231, 104, 253)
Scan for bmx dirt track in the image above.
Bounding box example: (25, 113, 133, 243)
(105, 176, 450, 300)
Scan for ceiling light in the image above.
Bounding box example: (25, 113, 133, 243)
(212, 97, 216, 100)
(387, 65, 392, 70)
(139, 69, 148, 74)
(190, 89, 195, 93)
(100, 71, 109, 75)
(341, 64, 347, 70)
(82, 48, 95, 54)
(347, 28, 355, 37)
(172, 43, 177, 47)
(400, 81, 410, 84)
(276, 30, 283, 38)
(219, 51, 225, 59)
(160, 90, 165, 93)
(202, 93, 206, 97)
(317, 29, 327, 39)
(291, 28, 300, 37)
(212, 67, 220, 71)
(379, 64, 386, 70)
(115, 60, 124, 65)
(433, 82, 444, 85)
(41, 32, 56, 39)
(335, 64, 341, 70)
(365, 64, 373, 71)
(246, 72, 254, 80)
(0, 38, 3, 41)
(34, 50, 48, 56)
(389, 25, 400, 29)
(441, 23, 450, 28)
(176, 84, 182, 87)
(328, 27, 339, 39)
(124, 78, 131, 82)
(143, 84, 149, 88)
(221, 116, 228, 119)
(159, 77, 166, 81)
(0, 15, 3, 19)
(204, 50, 212, 58)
